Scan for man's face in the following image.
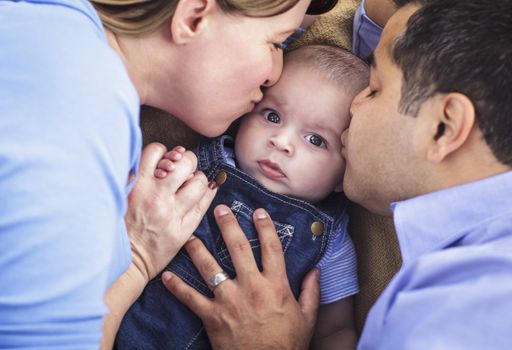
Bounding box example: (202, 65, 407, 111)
(235, 62, 351, 203)
(341, 5, 425, 215)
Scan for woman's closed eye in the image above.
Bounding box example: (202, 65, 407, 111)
(273, 42, 284, 50)
(263, 109, 281, 123)
(305, 134, 326, 148)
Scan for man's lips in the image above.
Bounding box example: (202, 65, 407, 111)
(257, 160, 286, 179)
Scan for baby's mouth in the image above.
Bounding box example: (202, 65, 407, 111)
(257, 160, 286, 179)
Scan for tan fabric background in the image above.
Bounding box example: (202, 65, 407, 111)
(140, 0, 402, 335)
(290, 0, 359, 49)
(348, 203, 401, 333)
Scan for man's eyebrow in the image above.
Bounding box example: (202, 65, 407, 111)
(367, 52, 376, 68)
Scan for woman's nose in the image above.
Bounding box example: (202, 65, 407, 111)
(262, 49, 284, 87)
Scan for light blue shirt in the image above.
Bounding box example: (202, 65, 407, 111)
(0, 0, 140, 347)
(358, 171, 512, 349)
(352, 0, 383, 61)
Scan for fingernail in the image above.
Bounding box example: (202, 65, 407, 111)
(314, 268, 320, 281)
(208, 180, 218, 189)
(154, 169, 165, 178)
(162, 271, 173, 283)
(254, 208, 268, 219)
(215, 205, 230, 217)
(188, 234, 197, 241)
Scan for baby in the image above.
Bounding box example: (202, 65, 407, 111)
(116, 45, 369, 350)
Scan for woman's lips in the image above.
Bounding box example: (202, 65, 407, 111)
(257, 160, 286, 179)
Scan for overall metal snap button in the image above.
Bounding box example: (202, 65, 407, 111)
(215, 170, 228, 185)
(310, 221, 324, 237)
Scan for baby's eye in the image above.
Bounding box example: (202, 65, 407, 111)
(263, 109, 281, 123)
(306, 134, 326, 148)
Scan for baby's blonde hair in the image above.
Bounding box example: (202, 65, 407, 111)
(285, 45, 370, 95)
(90, 0, 300, 35)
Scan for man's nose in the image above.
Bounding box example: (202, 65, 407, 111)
(348, 88, 367, 122)
(350, 86, 368, 113)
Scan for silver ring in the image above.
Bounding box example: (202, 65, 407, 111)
(208, 271, 230, 291)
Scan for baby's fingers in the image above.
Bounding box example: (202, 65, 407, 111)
(154, 159, 176, 178)
(159, 150, 198, 193)
(154, 146, 188, 178)
(163, 146, 186, 161)
(139, 143, 167, 178)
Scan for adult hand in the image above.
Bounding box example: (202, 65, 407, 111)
(125, 142, 217, 283)
(162, 205, 320, 350)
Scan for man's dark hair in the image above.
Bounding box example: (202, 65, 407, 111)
(391, 0, 512, 165)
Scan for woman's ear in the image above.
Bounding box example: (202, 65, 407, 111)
(170, 0, 215, 44)
(426, 93, 476, 163)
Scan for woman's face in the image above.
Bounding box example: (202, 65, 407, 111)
(171, 0, 311, 137)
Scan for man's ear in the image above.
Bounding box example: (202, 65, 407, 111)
(427, 93, 476, 163)
(170, 0, 215, 44)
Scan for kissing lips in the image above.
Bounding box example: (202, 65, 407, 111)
(258, 160, 286, 180)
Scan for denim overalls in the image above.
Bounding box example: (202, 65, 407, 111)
(116, 136, 347, 350)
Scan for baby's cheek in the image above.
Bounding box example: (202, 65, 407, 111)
(332, 158, 347, 192)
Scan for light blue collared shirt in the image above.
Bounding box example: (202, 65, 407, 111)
(358, 171, 512, 349)
(0, 0, 140, 347)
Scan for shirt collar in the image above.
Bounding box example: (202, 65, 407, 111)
(391, 170, 512, 264)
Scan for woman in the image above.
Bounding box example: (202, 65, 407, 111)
(0, 0, 337, 348)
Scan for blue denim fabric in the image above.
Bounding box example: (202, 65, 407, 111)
(116, 136, 347, 350)
(352, 0, 383, 61)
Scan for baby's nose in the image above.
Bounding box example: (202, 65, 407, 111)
(269, 133, 293, 155)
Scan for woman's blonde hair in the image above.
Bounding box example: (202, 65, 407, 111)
(90, 0, 300, 35)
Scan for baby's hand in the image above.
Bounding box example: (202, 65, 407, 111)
(154, 146, 187, 178)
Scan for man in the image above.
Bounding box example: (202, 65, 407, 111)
(163, 0, 512, 348)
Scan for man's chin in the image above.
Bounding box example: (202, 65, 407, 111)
(343, 180, 390, 216)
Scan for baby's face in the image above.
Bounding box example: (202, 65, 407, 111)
(235, 63, 353, 203)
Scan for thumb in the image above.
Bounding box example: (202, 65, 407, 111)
(182, 181, 217, 233)
(298, 268, 320, 327)
(139, 143, 167, 178)
(199, 185, 217, 215)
